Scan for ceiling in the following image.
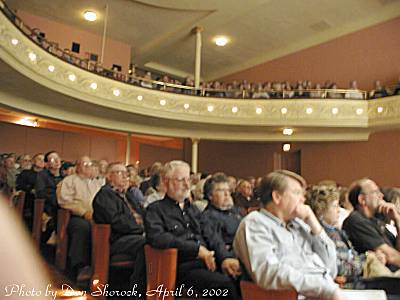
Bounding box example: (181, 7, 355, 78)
(5, 0, 400, 80)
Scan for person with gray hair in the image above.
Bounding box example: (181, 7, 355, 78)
(145, 160, 240, 299)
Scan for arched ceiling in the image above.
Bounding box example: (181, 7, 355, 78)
(5, 0, 400, 80)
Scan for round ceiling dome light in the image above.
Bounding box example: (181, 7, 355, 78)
(214, 36, 229, 47)
(83, 11, 97, 22)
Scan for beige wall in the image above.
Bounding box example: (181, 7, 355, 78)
(17, 10, 131, 72)
(139, 144, 184, 168)
(220, 17, 400, 90)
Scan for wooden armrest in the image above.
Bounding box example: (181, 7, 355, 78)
(240, 280, 297, 300)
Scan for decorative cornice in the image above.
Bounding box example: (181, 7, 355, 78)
(0, 11, 399, 141)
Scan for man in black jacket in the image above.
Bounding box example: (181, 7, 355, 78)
(145, 160, 240, 300)
(93, 162, 145, 299)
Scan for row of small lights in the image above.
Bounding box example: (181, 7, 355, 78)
(12, 39, 386, 116)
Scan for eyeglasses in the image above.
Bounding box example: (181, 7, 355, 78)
(111, 170, 128, 176)
(82, 161, 93, 167)
(214, 188, 230, 193)
(170, 177, 190, 183)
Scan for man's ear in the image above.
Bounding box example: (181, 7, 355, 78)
(271, 190, 281, 204)
(358, 193, 366, 207)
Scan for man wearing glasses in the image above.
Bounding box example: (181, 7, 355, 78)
(92, 162, 146, 298)
(58, 156, 102, 281)
(343, 178, 400, 269)
(145, 160, 240, 300)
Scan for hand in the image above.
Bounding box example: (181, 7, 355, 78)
(198, 245, 216, 271)
(378, 202, 400, 222)
(221, 258, 241, 278)
(83, 211, 93, 221)
(294, 204, 322, 235)
(374, 250, 387, 265)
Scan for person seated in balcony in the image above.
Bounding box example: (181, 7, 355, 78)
(161, 75, 175, 92)
(252, 83, 270, 99)
(16, 153, 45, 230)
(210, 81, 225, 98)
(233, 170, 342, 300)
(224, 84, 236, 98)
(233, 179, 260, 216)
(201, 173, 242, 253)
(271, 82, 283, 99)
(294, 83, 306, 99)
(92, 162, 146, 299)
(58, 156, 102, 281)
(393, 77, 400, 96)
(310, 83, 326, 99)
(35, 151, 63, 243)
(140, 71, 154, 89)
(283, 82, 295, 99)
(370, 80, 388, 99)
(127, 65, 140, 85)
(327, 83, 343, 99)
(112, 66, 124, 81)
(145, 161, 240, 300)
(345, 80, 364, 100)
(304, 80, 313, 98)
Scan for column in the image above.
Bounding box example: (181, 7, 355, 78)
(125, 133, 131, 165)
(191, 138, 200, 173)
(192, 26, 203, 89)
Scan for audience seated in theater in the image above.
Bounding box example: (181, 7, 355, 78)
(57, 156, 103, 280)
(143, 173, 165, 208)
(233, 170, 344, 300)
(201, 173, 242, 253)
(16, 154, 32, 175)
(310, 83, 325, 98)
(127, 171, 145, 213)
(233, 179, 260, 216)
(338, 187, 353, 228)
(140, 71, 154, 89)
(145, 160, 240, 300)
(139, 161, 162, 195)
(227, 175, 237, 196)
(16, 153, 45, 229)
(393, 77, 400, 96)
(345, 80, 364, 100)
(192, 178, 209, 212)
(92, 162, 146, 299)
(328, 83, 343, 99)
(60, 161, 75, 178)
(307, 185, 400, 284)
(2, 153, 17, 191)
(35, 151, 63, 243)
(381, 187, 400, 237)
(343, 178, 400, 270)
(370, 80, 389, 99)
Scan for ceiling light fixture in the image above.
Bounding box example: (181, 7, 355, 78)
(83, 11, 97, 22)
(137, 95, 143, 101)
(232, 106, 238, 113)
(332, 107, 339, 115)
(28, 52, 37, 62)
(377, 106, 383, 113)
(281, 107, 288, 114)
(160, 99, 166, 106)
(113, 89, 121, 97)
(207, 105, 214, 112)
(90, 82, 97, 90)
(283, 143, 291, 152)
(256, 107, 262, 114)
(306, 107, 313, 114)
(184, 103, 190, 109)
(11, 38, 19, 45)
(48, 65, 55, 72)
(356, 108, 363, 115)
(16, 118, 39, 127)
(214, 36, 229, 47)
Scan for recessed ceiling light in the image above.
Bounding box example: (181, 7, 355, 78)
(83, 11, 97, 22)
(283, 143, 291, 152)
(283, 128, 293, 136)
(47, 65, 55, 72)
(306, 107, 313, 114)
(137, 95, 143, 101)
(28, 52, 36, 61)
(160, 99, 166, 106)
(207, 105, 214, 112)
(232, 106, 238, 113)
(184, 103, 190, 109)
(256, 107, 262, 114)
(356, 108, 363, 115)
(281, 107, 288, 114)
(113, 89, 121, 97)
(377, 106, 383, 113)
(11, 38, 19, 45)
(90, 82, 97, 90)
(68, 74, 76, 81)
(332, 107, 339, 115)
(214, 36, 229, 47)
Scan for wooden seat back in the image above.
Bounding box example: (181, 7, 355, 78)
(55, 208, 70, 270)
(144, 245, 177, 300)
(32, 198, 45, 247)
(14, 191, 26, 217)
(240, 280, 297, 300)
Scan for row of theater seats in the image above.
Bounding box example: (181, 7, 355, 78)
(11, 194, 297, 300)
